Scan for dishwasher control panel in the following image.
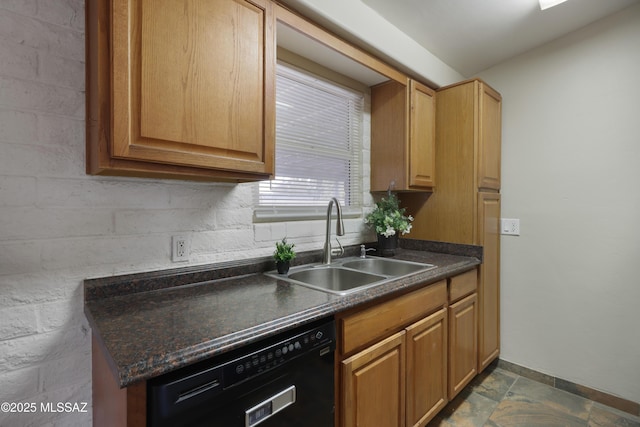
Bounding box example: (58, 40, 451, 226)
(223, 321, 335, 386)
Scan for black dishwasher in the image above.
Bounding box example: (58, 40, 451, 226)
(148, 318, 336, 427)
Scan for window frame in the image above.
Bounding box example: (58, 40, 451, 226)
(255, 60, 366, 223)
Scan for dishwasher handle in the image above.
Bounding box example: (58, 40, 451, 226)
(245, 385, 296, 427)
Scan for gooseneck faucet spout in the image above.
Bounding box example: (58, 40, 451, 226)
(322, 197, 345, 264)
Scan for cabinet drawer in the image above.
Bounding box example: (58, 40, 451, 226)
(340, 281, 447, 355)
(449, 269, 478, 303)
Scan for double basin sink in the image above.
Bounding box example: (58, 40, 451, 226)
(265, 257, 436, 295)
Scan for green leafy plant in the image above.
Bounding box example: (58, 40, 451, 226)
(364, 193, 413, 238)
(273, 237, 296, 262)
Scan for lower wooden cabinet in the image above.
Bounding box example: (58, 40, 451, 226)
(406, 308, 448, 427)
(448, 293, 478, 399)
(477, 192, 501, 372)
(338, 281, 448, 427)
(447, 270, 479, 400)
(342, 331, 406, 427)
(92, 336, 146, 427)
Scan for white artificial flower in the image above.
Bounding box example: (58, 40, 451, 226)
(382, 226, 396, 238)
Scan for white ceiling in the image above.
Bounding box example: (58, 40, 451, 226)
(361, 0, 640, 77)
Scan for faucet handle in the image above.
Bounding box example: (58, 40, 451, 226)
(331, 237, 344, 257)
(360, 244, 375, 258)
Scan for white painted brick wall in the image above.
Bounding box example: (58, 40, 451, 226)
(0, 305, 38, 340)
(0, 1, 374, 425)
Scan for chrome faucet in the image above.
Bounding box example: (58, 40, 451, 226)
(322, 197, 345, 264)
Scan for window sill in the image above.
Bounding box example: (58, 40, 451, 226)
(254, 206, 362, 223)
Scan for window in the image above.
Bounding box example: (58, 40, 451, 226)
(256, 62, 364, 221)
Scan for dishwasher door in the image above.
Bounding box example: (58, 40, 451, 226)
(212, 350, 333, 427)
(148, 319, 336, 427)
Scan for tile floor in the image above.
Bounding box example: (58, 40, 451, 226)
(428, 365, 640, 426)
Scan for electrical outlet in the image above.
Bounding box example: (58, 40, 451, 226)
(172, 235, 190, 262)
(501, 218, 520, 236)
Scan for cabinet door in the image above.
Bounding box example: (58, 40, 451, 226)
(110, 0, 275, 175)
(406, 308, 447, 427)
(370, 80, 408, 192)
(477, 83, 501, 191)
(409, 80, 436, 189)
(448, 293, 477, 399)
(370, 79, 435, 192)
(342, 331, 406, 427)
(477, 192, 501, 371)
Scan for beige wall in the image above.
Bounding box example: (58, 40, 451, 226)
(479, 3, 640, 403)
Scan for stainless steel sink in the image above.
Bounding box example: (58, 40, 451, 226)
(266, 256, 436, 295)
(288, 267, 385, 294)
(341, 258, 433, 277)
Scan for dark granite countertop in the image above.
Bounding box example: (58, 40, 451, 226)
(84, 239, 481, 388)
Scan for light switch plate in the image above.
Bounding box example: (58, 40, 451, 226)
(501, 218, 520, 236)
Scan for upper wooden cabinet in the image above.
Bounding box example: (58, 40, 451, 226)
(406, 79, 502, 244)
(86, 0, 276, 181)
(370, 79, 436, 192)
(478, 84, 502, 190)
(436, 79, 501, 192)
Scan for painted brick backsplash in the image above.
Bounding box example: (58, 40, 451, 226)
(0, 1, 372, 425)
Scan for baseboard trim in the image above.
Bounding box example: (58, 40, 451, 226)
(496, 359, 640, 417)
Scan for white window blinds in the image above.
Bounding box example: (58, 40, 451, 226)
(257, 62, 363, 218)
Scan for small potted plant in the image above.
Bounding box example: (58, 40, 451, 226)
(364, 193, 413, 256)
(274, 237, 296, 274)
